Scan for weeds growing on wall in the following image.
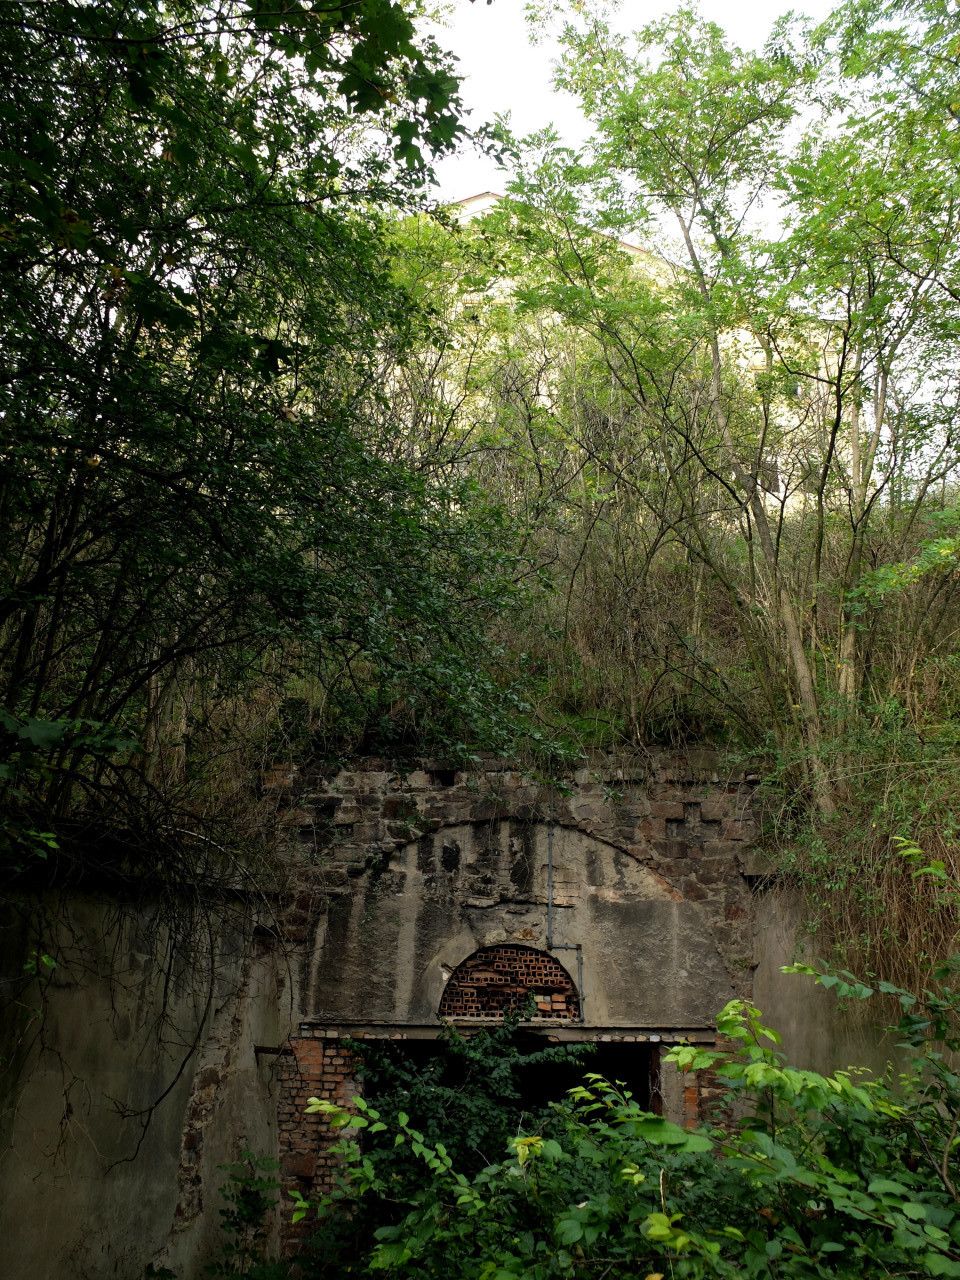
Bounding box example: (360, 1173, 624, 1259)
(143, 1154, 290, 1280)
(758, 712, 960, 990)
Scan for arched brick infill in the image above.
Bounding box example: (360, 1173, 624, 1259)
(439, 944, 580, 1021)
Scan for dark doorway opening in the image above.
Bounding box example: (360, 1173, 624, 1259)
(512, 1033, 655, 1113)
(351, 1032, 657, 1131)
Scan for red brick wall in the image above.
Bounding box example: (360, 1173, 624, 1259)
(438, 944, 579, 1020)
(277, 1032, 357, 1247)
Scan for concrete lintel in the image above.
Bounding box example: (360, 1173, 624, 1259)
(290, 1022, 716, 1043)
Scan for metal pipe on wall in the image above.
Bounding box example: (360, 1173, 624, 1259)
(545, 816, 584, 1023)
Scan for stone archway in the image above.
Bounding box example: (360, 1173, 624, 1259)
(438, 943, 580, 1021)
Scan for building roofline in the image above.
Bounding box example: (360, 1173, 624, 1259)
(451, 190, 651, 261)
(454, 190, 505, 204)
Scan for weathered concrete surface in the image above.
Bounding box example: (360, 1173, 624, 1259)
(0, 751, 893, 1280)
(281, 754, 760, 1031)
(752, 885, 902, 1076)
(306, 821, 739, 1029)
(0, 895, 286, 1280)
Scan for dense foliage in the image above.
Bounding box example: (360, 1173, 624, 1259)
(6, 0, 960, 1116)
(0, 0, 532, 879)
(298, 971, 960, 1279)
(294, 1016, 591, 1277)
(362, 0, 960, 976)
(11, 3, 960, 1274)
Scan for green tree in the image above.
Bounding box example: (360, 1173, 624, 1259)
(0, 1, 529, 865)
(301, 989, 960, 1278)
(377, 0, 960, 973)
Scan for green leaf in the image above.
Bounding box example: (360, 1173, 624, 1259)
(556, 1216, 584, 1245)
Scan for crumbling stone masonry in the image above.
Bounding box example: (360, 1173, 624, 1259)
(267, 751, 762, 1230)
(276, 1032, 357, 1242)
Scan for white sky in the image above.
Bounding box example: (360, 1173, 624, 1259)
(430, 0, 838, 201)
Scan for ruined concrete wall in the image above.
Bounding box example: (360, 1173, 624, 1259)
(0, 894, 288, 1280)
(273, 753, 759, 1032)
(751, 885, 903, 1076)
(0, 750, 890, 1280)
(266, 751, 762, 1221)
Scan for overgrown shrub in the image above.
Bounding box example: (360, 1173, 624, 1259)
(302, 974, 960, 1278)
(296, 1012, 591, 1276)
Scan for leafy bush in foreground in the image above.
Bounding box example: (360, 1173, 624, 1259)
(300, 973, 960, 1279)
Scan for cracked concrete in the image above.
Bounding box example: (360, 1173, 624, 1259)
(0, 750, 885, 1280)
